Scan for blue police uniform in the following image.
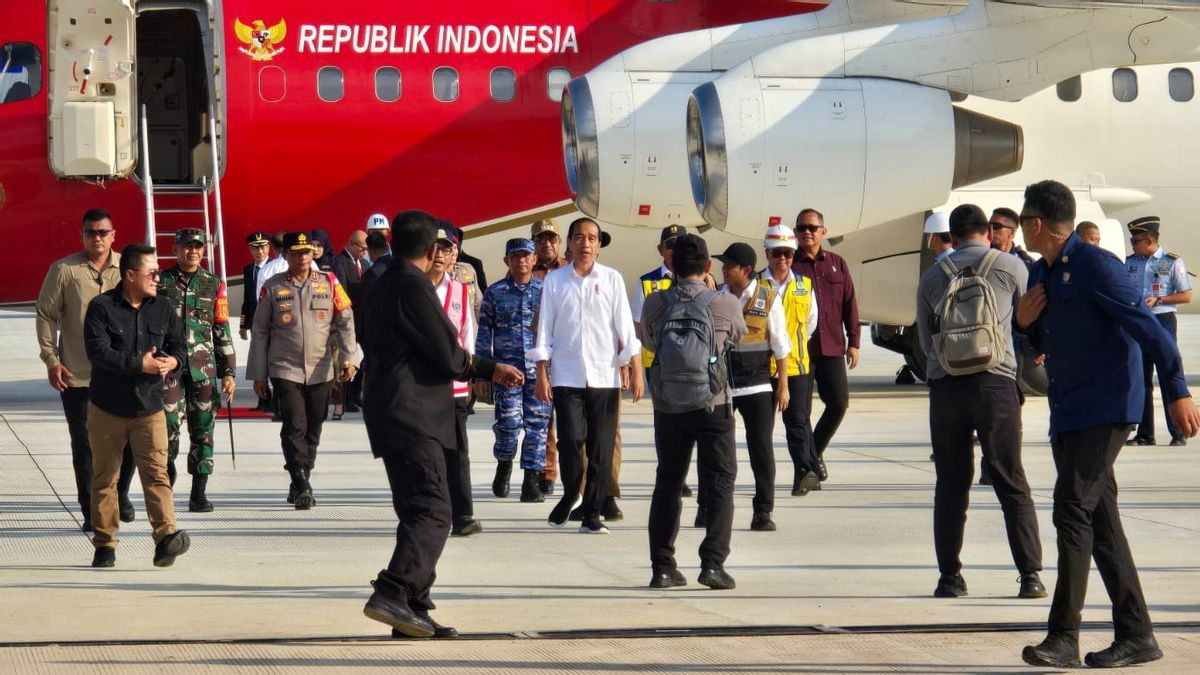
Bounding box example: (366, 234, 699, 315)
(1126, 231, 1192, 443)
(1023, 232, 1188, 646)
(476, 274, 551, 470)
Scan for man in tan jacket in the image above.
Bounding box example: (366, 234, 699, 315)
(36, 208, 137, 531)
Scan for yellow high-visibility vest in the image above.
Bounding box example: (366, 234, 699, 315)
(759, 270, 812, 376)
(639, 274, 672, 368)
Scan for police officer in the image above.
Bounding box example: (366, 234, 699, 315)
(476, 238, 552, 503)
(759, 224, 820, 497)
(159, 229, 237, 512)
(247, 232, 360, 510)
(1017, 180, 1199, 669)
(1125, 216, 1193, 446)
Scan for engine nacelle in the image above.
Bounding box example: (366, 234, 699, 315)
(687, 76, 1023, 238)
(562, 72, 713, 228)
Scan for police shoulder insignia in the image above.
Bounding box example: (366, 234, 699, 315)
(333, 283, 351, 312)
(1167, 251, 1180, 260)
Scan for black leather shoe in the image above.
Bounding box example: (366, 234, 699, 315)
(1018, 572, 1047, 599)
(750, 512, 776, 532)
(816, 458, 828, 482)
(1170, 436, 1187, 447)
(649, 569, 687, 589)
(394, 612, 457, 639)
(1085, 635, 1162, 668)
(492, 461, 512, 498)
(450, 519, 483, 537)
(539, 476, 555, 496)
(189, 475, 214, 513)
(520, 470, 544, 503)
(290, 470, 314, 510)
(548, 493, 581, 527)
(153, 530, 191, 567)
(698, 565, 736, 590)
(792, 470, 819, 496)
(91, 547, 115, 568)
(364, 574, 434, 638)
(694, 505, 707, 528)
(118, 495, 136, 523)
(934, 573, 967, 597)
(602, 496, 623, 521)
(1022, 632, 1081, 668)
(1126, 435, 1155, 446)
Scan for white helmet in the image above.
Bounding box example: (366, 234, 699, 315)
(366, 213, 389, 230)
(764, 224, 798, 250)
(923, 211, 950, 235)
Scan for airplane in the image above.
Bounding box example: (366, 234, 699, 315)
(0, 0, 811, 305)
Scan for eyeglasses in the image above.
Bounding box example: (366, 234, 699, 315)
(84, 229, 113, 238)
(796, 225, 821, 233)
(988, 221, 1014, 229)
(768, 249, 795, 259)
(434, 245, 454, 256)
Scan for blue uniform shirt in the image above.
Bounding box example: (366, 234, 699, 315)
(1126, 247, 1191, 315)
(475, 274, 543, 372)
(1025, 233, 1189, 435)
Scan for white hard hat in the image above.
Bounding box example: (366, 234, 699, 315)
(923, 211, 950, 235)
(366, 213, 389, 230)
(764, 224, 798, 250)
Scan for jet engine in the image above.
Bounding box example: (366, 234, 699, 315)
(686, 76, 1023, 238)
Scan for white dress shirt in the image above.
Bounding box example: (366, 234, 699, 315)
(630, 263, 670, 322)
(725, 279, 792, 398)
(528, 261, 641, 388)
(763, 269, 819, 347)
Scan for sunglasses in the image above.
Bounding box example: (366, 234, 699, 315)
(796, 225, 821, 233)
(138, 269, 161, 279)
(1131, 237, 1151, 245)
(988, 221, 1015, 229)
(768, 249, 795, 258)
(84, 229, 113, 238)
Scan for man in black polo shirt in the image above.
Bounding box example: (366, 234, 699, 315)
(83, 243, 191, 568)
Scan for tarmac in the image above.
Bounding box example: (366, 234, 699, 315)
(1, 307, 1199, 673)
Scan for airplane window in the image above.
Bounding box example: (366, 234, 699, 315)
(376, 67, 402, 102)
(258, 66, 286, 103)
(548, 67, 571, 102)
(491, 67, 516, 103)
(1169, 67, 1193, 102)
(318, 66, 344, 103)
(434, 67, 460, 102)
(1112, 68, 1137, 103)
(0, 42, 43, 104)
(1056, 76, 1081, 103)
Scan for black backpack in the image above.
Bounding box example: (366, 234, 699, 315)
(648, 288, 729, 413)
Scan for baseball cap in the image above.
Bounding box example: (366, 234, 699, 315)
(506, 238, 535, 255)
(670, 234, 709, 270)
(715, 242, 757, 268)
(763, 224, 798, 250)
(531, 219, 559, 238)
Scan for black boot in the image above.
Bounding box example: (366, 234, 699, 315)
(538, 473, 555, 496)
(520, 470, 544, 503)
(189, 474, 214, 513)
(1022, 632, 1081, 668)
(167, 461, 178, 488)
(363, 570, 434, 638)
(290, 469, 314, 510)
(492, 460, 512, 498)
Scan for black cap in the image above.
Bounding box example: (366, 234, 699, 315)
(282, 231, 315, 252)
(246, 231, 270, 246)
(714, 242, 756, 268)
(1128, 216, 1160, 235)
(670, 233, 709, 270)
(660, 224, 685, 243)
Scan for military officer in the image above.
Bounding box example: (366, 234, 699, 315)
(476, 238, 552, 503)
(241, 231, 272, 411)
(159, 228, 237, 512)
(247, 232, 360, 510)
(1126, 216, 1193, 446)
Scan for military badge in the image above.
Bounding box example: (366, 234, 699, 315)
(280, 311, 294, 325)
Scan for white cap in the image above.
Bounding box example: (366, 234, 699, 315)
(366, 213, 389, 230)
(764, 224, 798, 250)
(924, 211, 950, 235)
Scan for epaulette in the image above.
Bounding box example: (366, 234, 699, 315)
(1167, 251, 1180, 260)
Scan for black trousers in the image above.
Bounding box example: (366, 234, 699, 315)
(733, 391, 777, 514)
(273, 378, 333, 472)
(808, 350, 850, 456)
(553, 387, 620, 519)
(929, 374, 1042, 576)
(445, 397, 474, 522)
(382, 437, 452, 613)
(61, 387, 135, 511)
(1048, 423, 1153, 639)
(1138, 312, 1181, 440)
(775, 375, 818, 475)
(649, 405, 737, 571)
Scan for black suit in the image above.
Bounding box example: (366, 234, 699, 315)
(331, 250, 367, 407)
(362, 257, 497, 612)
(240, 262, 265, 333)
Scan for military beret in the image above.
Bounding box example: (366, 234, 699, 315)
(175, 228, 205, 246)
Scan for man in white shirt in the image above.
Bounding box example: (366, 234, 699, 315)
(531, 218, 643, 534)
(715, 243, 791, 532)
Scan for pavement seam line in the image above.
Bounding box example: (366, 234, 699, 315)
(0, 412, 79, 529)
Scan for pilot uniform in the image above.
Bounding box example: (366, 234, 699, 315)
(1125, 216, 1192, 445)
(241, 232, 272, 411)
(246, 232, 360, 509)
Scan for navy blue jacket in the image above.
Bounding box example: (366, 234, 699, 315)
(1024, 233, 1189, 435)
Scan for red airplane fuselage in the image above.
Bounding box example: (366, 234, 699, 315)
(0, 0, 808, 303)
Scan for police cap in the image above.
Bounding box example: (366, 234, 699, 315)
(435, 227, 459, 246)
(246, 231, 270, 247)
(175, 228, 206, 246)
(282, 231, 315, 252)
(1128, 216, 1160, 236)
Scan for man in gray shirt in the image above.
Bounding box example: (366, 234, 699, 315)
(916, 204, 1044, 601)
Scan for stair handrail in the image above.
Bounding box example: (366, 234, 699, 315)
(141, 104, 156, 245)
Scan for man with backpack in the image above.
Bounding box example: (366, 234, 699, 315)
(640, 234, 746, 590)
(915, 204, 1045, 601)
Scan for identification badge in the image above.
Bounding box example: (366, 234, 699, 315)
(753, 298, 766, 311)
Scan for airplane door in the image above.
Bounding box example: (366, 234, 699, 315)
(47, 0, 138, 178)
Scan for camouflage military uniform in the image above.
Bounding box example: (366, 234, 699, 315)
(475, 274, 551, 470)
(159, 265, 236, 476)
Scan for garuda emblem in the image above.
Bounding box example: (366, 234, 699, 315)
(235, 18, 287, 61)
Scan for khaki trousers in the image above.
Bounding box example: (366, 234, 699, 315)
(87, 404, 176, 548)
